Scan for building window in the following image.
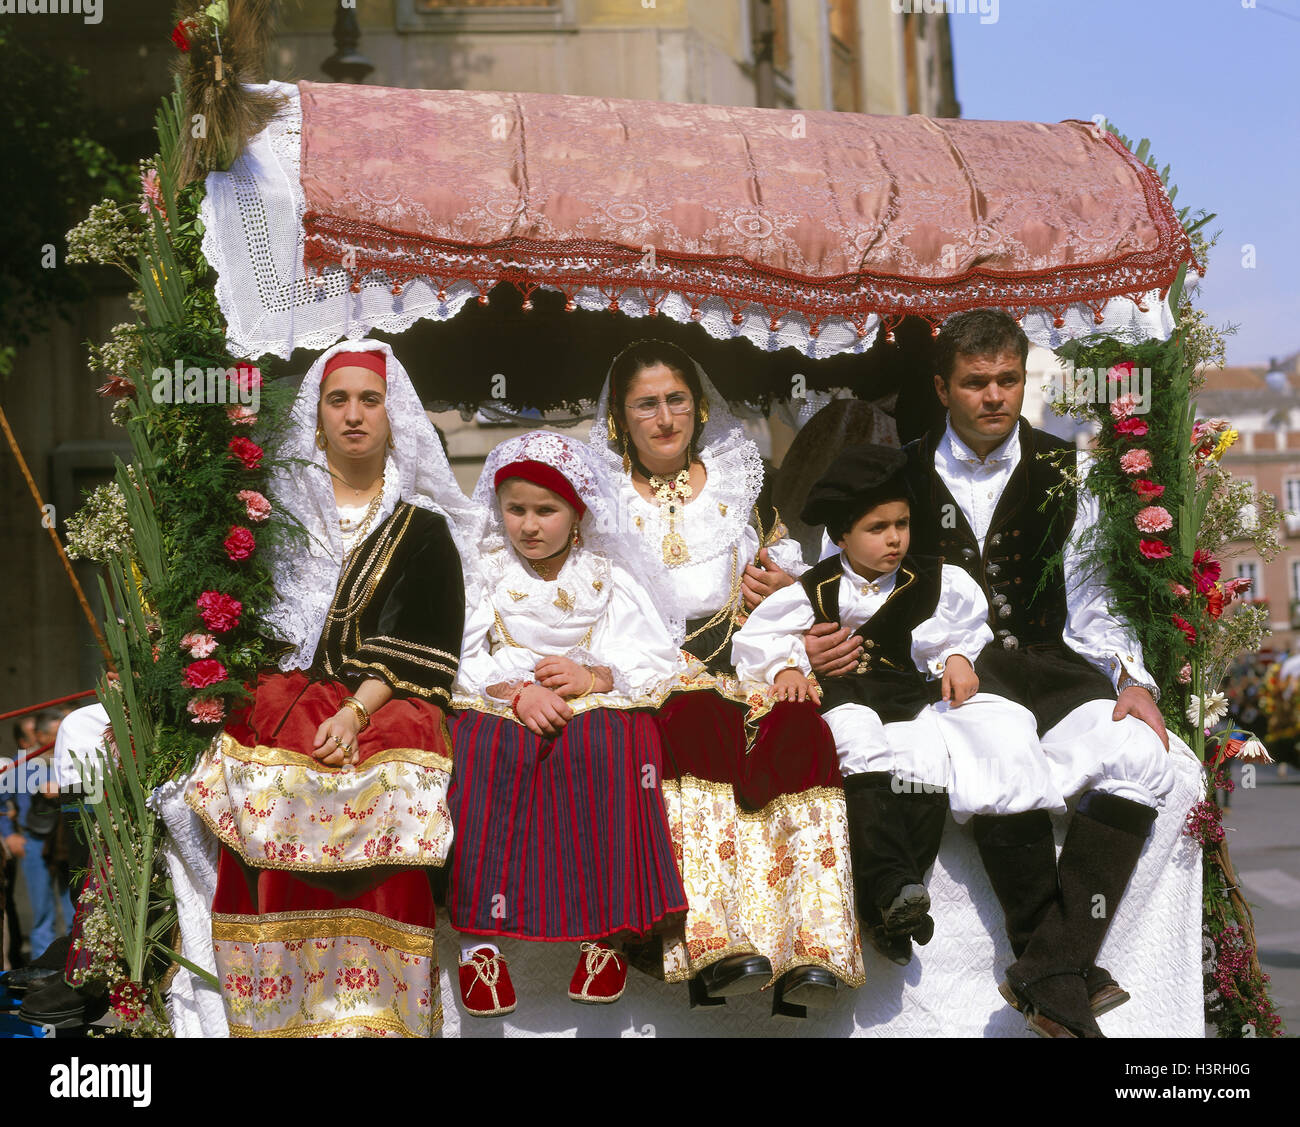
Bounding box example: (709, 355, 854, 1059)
(1285, 477, 1300, 514)
(1235, 560, 1262, 600)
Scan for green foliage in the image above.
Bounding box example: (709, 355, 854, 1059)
(0, 27, 135, 373)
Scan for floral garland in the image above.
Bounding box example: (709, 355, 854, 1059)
(1051, 154, 1285, 1035)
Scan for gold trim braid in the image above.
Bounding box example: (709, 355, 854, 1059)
(212, 907, 436, 956)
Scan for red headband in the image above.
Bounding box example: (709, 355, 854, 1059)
(321, 349, 387, 382)
(494, 460, 587, 519)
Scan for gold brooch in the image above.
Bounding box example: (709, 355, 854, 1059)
(592, 579, 603, 592)
(718, 503, 728, 516)
(553, 588, 575, 611)
(507, 590, 528, 602)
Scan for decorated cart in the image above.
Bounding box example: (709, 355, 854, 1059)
(43, 1, 1284, 1038)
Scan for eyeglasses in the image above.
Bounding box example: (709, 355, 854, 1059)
(627, 392, 694, 419)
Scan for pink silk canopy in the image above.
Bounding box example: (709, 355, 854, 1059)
(297, 81, 1197, 340)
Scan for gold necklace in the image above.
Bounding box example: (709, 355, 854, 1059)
(340, 473, 385, 558)
(647, 466, 693, 567)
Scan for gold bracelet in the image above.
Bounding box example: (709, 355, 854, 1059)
(578, 668, 597, 698)
(340, 695, 371, 730)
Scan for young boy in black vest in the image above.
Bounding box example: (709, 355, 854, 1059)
(733, 444, 1045, 964)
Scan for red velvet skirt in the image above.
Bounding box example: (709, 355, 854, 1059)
(187, 670, 454, 1038)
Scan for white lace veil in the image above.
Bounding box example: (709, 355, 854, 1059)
(588, 341, 766, 645)
(469, 430, 622, 564)
(264, 339, 479, 670)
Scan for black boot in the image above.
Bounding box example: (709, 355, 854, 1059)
(844, 772, 947, 958)
(972, 809, 1059, 958)
(1005, 791, 1157, 1038)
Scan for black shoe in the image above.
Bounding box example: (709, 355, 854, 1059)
(0, 965, 63, 996)
(882, 883, 931, 938)
(771, 965, 838, 1018)
(694, 954, 773, 998)
(865, 923, 913, 966)
(18, 978, 106, 1029)
(28, 934, 73, 971)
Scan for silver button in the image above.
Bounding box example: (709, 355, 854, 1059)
(998, 604, 1013, 619)
(987, 564, 1001, 576)
(990, 534, 1002, 547)
(1002, 635, 1019, 649)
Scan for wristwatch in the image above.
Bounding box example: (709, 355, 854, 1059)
(1117, 668, 1161, 704)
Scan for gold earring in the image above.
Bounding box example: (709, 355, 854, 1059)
(572, 524, 581, 547)
(606, 414, 618, 442)
(698, 396, 709, 424)
(315, 426, 328, 451)
(620, 434, 631, 475)
(386, 432, 395, 450)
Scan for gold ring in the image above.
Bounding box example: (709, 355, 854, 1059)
(333, 735, 342, 746)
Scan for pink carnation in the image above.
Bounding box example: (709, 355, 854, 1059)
(1132, 478, 1165, 501)
(226, 405, 258, 426)
(1109, 393, 1140, 421)
(187, 697, 226, 725)
(197, 590, 242, 633)
(183, 659, 228, 690)
(1169, 582, 1190, 598)
(1177, 663, 1192, 684)
(1222, 576, 1252, 603)
(1134, 506, 1173, 534)
(1114, 417, 1149, 438)
(181, 631, 217, 659)
(224, 526, 256, 562)
(237, 489, 272, 523)
(139, 168, 166, 221)
(1119, 449, 1153, 475)
(1139, 539, 1172, 560)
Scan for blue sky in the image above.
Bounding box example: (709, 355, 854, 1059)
(949, 0, 1300, 366)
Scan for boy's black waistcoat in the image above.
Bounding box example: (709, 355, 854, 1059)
(799, 552, 944, 723)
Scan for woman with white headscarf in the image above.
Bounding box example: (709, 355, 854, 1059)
(448, 430, 687, 1017)
(589, 340, 864, 1016)
(185, 340, 477, 1038)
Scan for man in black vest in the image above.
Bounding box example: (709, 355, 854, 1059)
(809, 309, 1176, 1038)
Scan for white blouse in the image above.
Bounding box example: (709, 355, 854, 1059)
(455, 544, 684, 706)
(731, 554, 993, 686)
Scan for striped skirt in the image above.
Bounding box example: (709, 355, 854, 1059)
(447, 708, 688, 942)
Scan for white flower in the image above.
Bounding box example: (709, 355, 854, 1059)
(1187, 692, 1228, 727)
(1238, 738, 1273, 764)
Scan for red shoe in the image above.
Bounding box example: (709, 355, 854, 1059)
(458, 946, 516, 1017)
(568, 942, 627, 1004)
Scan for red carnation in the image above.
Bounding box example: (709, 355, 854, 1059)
(97, 375, 136, 399)
(197, 590, 242, 633)
(183, 659, 228, 689)
(228, 436, 264, 471)
(1192, 549, 1221, 595)
(224, 526, 256, 561)
(1138, 539, 1172, 559)
(1113, 417, 1149, 438)
(171, 19, 192, 52)
(1132, 478, 1165, 501)
(1172, 614, 1197, 645)
(1107, 361, 1135, 383)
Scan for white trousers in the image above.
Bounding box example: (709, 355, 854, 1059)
(1039, 698, 1178, 809)
(824, 693, 1060, 823)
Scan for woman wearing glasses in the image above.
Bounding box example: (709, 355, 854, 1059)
(589, 340, 863, 1016)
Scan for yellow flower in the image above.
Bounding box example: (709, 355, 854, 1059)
(1211, 429, 1238, 460)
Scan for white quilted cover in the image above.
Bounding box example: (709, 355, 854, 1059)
(160, 736, 1204, 1038)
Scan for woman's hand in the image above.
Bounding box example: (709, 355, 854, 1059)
(535, 656, 597, 699)
(313, 708, 361, 768)
(741, 548, 795, 610)
(514, 683, 573, 737)
(941, 654, 979, 708)
(772, 668, 820, 705)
